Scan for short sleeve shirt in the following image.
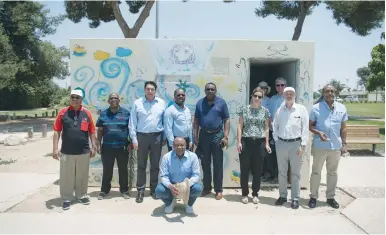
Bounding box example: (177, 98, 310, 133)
(96, 106, 130, 149)
(53, 105, 95, 155)
(237, 105, 269, 138)
(194, 96, 230, 131)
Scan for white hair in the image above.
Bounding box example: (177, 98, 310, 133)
(275, 77, 287, 85)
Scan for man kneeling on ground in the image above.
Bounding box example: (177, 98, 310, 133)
(155, 137, 202, 214)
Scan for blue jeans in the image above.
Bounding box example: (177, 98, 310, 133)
(155, 183, 203, 207)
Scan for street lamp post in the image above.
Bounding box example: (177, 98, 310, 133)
(155, 0, 159, 39)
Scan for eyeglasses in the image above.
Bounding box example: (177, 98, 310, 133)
(109, 97, 119, 100)
(71, 96, 81, 100)
(261, 86, 268, 89)
(253, 95, 263, 99)
(276, 84, 285, 87)
(206, 88, 215, 91)
(176, 94, 186, 97)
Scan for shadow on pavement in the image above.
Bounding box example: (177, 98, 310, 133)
(45, 197, 62, 210)
(151, 204, 197, 223)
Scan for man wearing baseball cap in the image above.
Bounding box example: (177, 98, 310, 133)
(53, 89, 96, 210)
(272, 87, 309, 209)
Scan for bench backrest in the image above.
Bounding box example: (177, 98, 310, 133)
(347, 125, 380, 139)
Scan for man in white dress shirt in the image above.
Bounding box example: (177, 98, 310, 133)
(272, 87, 309, 209)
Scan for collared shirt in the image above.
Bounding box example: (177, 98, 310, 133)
(273, 103, 309, 146)
(269, 94, 285, 121)
(309, 101, 348, 150)
(261, 97, 271, 111)
(194, 96, 230, 131)
(164, 102, 193, 148)
(96, 106, 130, 149)
(159, 150, 201, 188)
(53, 105, 95, 155)
(129, 97, 166, 144)
(237, 105, 270, 138)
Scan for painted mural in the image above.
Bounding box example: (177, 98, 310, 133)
(70, 39, 314, 188)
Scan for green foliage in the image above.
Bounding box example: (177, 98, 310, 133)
(255, 1, 385, 40)
(65, 1, 150, 38)
(325, 1, 385, 37)
(356, 32, 385, 92)
(0, 1, 69, 110)
(255, 1, 318, 21)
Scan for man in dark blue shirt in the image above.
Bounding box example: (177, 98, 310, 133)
(96, 93, 131, 200)
(194, 82, 230, 200)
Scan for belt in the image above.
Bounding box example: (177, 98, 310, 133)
(278, 137, 301, 142)
(138, 132, 161, 136)
(201, 128, 221, 134)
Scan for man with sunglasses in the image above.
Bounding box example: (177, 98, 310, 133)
(53, 89, 96, 210)
(129, 81, 167, 203)
(164, 89, 193, 152)
(266, 77, 287, 184)
(96, 93, 131, 200)
(194, 82, 230, 200)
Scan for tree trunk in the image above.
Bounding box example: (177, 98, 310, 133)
(111, 0, 155, 38)
(292, 1, 307, 41)
(292, 1, 317, 41)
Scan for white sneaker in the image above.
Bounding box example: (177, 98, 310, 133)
(185, 205, 195, 214)
(252, 196, 259, 204)
(241, 196, 248, 204)
(164, 199, 176, 214)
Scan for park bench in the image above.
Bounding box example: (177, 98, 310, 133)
(346, 125, 385, 155)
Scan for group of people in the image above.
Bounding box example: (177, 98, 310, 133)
(53, 78, 348, 214)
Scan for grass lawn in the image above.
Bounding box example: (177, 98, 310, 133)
(345, 102, 385, 118)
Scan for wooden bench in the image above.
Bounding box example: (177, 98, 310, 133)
(347, 125, 385, 155)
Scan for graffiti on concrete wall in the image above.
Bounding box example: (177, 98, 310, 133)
(71, 39, 314, 188)
(152, 40, 215, 75)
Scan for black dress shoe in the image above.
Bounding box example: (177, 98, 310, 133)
(291, 200, 299, 209)
(151, 192, 159, 200)
(200, 190, 211, 197)
(308, 198, 317, 208)
(275, 197, 287, 206)
(136, 191, 144, 203)
(327, 199, 339, 209)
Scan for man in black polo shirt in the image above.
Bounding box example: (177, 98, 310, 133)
(53, 89, 96, 210)
(194, 82, 230, 200)
(96, 93, 131, 200)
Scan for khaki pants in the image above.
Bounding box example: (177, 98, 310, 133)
(310, 148, 341, 200)
(60, 153, 90, 202)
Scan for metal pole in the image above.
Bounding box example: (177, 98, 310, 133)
(155, 0, 159, 39)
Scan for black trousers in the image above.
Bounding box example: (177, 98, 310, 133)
(239, 137, 266, 196)
(167, 137, 191, 152)
(200, 130, 224, 193)
(267, 130, 278, 178)
(101, 146, 129, 194)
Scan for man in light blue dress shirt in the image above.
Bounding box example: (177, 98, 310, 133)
(129, 81, 167, 203)
(308, 84, 348, 209)
(164, 88, 193, 151)
(258, 81, 271, 109)
(265, 77, 287, 183)
(155, 137, 202, 214)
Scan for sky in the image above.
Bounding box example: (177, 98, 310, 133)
(41, 0, 385, 91)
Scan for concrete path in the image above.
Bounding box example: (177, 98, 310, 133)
(0, 213, 364, 234)
(0, 156, 384, 234)
(0, 173, 58, 212)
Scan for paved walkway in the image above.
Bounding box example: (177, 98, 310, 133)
(0, 157, 384, 234)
